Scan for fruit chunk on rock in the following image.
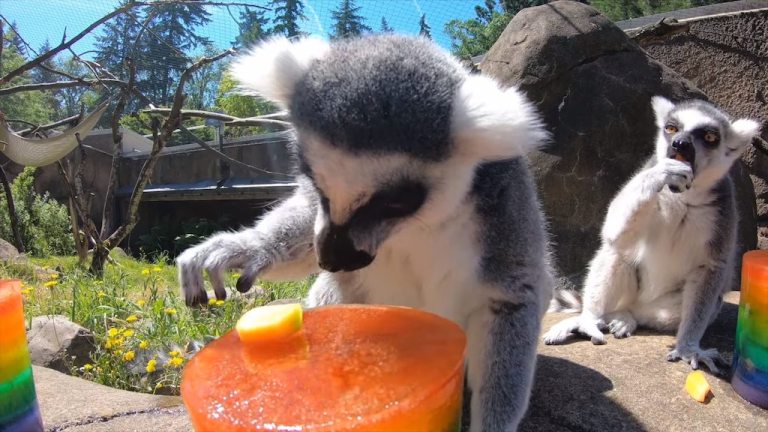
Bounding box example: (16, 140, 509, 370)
(685, 370, 712, 403)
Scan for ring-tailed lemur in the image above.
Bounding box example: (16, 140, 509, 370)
(543, 97, 760, 374)
(176, 35, 554, 431)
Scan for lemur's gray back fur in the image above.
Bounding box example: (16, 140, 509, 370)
(291, 36, 462, 161)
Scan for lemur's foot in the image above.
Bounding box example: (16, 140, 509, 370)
(667, 345, 727, 375)
(606, 311, 637, 339)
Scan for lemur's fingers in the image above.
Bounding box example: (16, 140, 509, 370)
(177, 250, 208, 307)
(667, 346, 725, 375)
(579, 319, 606, 345)
(206, 266, 228, 301)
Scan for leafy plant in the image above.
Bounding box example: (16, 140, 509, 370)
(0, 167, 75, 257)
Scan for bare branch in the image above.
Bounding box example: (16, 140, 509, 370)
(142, 107, 292, 127)
(105, 49, 236, 248)
(0, 2, 148, 85)
(16, 113, 82, 136)
(0, 78, 153, 106)
(38, 63, 88, 83)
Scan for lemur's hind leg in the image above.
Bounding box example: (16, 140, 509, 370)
(544, 246, 638, 345)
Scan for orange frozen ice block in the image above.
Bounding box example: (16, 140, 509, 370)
(182, 305, 467, 432)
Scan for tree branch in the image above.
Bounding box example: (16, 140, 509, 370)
(105, 49, 236, 248)
(0, 2, 148, 85)
(142, 107, 292, 127)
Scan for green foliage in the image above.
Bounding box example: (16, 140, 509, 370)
(419, 14, 432, 39)
(270, 0, 306, 37)
(234, 6, 272, 47)
(214, 72, 276, 137)
(0, 168, 75, 257)
(3, 256, 312, 395)
(136, 217, 231, 260)
(0, 31, 54, 125)
(445, 0, 513, 59)
(590, 0, 729, 21)
(380, 17, 394, 33)
(330, 0, 372, 40)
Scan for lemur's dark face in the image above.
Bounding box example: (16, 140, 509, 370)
(652, 97, 759, 186)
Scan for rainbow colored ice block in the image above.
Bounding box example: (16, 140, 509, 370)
(182, 305, 467, 431)
(732, 251, 768, 408)
(0, 280, 44, 431)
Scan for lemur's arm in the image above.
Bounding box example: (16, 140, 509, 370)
(667, 263, 729, 374)
(602, 158, 692, 250)
(467, 286, 545, 431)
(176, 181, 318, 306)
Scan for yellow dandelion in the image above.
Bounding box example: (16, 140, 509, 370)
(155, 382, 163, 390)
(215, 299, 225, 306)
(123, 351, 135, 362)
(107, 328, 119, 338)
(48, 273, 60, 280)
(123, 329, 135, 338)
(169, 350, 181, 358)
(97, 291, 106, 299)
(112, 337, 125, 348)
(83, 364, 93, 371)
(139, 340, 149, 350)
(126, 315, 139, 323)
(146, 358, 157, 373)
(164, 307, 177, 316)
(151, 266, 162, 273)
(43, 280, 58, 288)
(21, 288, 33, 295)
(141, 269, 151, 276)
(208, 298, 217, 306)
(136, 299, 146, 307)
(166, 356, 184, 368)
(232, 272, 241, 279)
(104, 339, 113, 349)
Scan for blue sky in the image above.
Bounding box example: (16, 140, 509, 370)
(1, 0, 481, 58)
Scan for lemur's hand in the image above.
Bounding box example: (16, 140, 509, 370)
(176, 230, 270, 306)
(654, 158, 693, 193)
(667, 344, 727, 376)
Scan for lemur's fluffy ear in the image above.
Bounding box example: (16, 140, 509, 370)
(451, 75, 548, 160)
(731, 118, 761, 147)
(651, 95, 675, 127)
(230, 37, 330, 109)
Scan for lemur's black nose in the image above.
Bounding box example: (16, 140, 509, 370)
(672, 137, 692, 151)
(316, 224, 374, 272)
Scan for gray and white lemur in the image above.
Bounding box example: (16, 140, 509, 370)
(543, 97, 760, 374)
(176, 35, 553, 431)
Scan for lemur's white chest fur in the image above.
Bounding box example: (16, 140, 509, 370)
(633, 188, 717, 303)
(342, 201, 490, 328)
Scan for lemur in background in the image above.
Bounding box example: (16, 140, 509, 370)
(176, 35, 554, 431)
(544, 97, 760, 374)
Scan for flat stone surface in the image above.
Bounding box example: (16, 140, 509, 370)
(523, 291, 768, 431)
(33, 366, 188, 431)
(35, 292, 765, 431)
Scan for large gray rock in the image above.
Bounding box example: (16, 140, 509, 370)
(0, 237, 20, 261)
(27, 315, 95, 373)
(480, 1, 756, 286)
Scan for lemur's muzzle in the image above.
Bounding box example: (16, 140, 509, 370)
(669, 134, 695, 167)
(316, 224, 374, 272)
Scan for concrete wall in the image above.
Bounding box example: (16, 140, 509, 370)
(639, 7, 768, 247)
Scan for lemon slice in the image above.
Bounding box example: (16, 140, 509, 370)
(685, 370, 712, 403)
(236, 303, 303, 344)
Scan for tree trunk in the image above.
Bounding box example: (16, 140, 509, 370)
(89, 244, 110, 277)
(0, 165, 25, 253)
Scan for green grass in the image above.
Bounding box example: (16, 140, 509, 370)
(0, 254, 311, 395)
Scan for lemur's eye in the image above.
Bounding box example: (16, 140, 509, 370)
(704, 131, 719, 143)
(664, 124, 678, 134)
